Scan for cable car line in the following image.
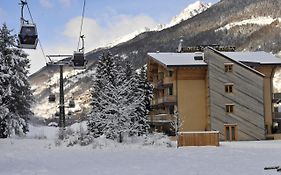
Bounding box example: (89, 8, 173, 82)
(77, 0, 86, 51)
(25, 0, 48, 64)
(71, 0, 87, 69)
(25, 0, 48, 63)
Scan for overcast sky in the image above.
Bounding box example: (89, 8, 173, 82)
(0, 0, 218, 74)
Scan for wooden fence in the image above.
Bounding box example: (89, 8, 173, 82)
(178, 131, 220, 147)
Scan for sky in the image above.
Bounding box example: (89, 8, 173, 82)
(0, 0, 218, 74)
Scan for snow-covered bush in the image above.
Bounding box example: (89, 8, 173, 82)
(56, 128, 174, 148)
(142, 133, 174, 147)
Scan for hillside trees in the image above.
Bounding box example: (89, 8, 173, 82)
(0, 24, 34, 138)
(87, 53, 152, 141)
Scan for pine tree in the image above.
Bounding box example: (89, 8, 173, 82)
(0, 51, 10, 138)
(88, 52, 123, 139)
(0, 24, 34, 137)
(138, 66, 153, 113)
(88, 54, 153, 141)
(136, 66, 153, 134)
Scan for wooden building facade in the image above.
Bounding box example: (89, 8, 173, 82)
(147, 47, 281, 141)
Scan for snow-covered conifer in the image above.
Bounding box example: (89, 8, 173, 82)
(0, 24, 34, 137)
(88, 54, 152, 140)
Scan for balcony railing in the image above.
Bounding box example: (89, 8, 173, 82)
(148, 114, 174, 123)
(158, 95, 176, 105)
(163, 77, 173, 85)
(151, 99, 158, 106)
(273, 93, 281, 104)
(273, 112, 281, 120)
(272, 112, 281, 134)
(274, 93, 281, 100)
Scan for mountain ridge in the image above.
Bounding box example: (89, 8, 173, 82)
(30, 0, 281, 121)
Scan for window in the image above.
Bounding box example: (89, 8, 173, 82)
(224, 124, 238, 141)
(168, 87, 173, 95)
(225, 83, 234, 93)
(168, 71, 173, 77)
(224, 63, 233, 72)
(159, 72, 164, 80)
(226, 104, 234, 113)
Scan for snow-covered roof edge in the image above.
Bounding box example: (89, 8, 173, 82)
(207, 47, 265, 77)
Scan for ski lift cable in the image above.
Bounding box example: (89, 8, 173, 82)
(77, 0, 86, 51)
(25, 0, 49, 63)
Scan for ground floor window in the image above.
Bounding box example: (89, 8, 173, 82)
(224, 124, 238, 141)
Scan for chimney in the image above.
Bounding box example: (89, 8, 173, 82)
(177, 39, 183, 53)
(194, 52, 204, 60)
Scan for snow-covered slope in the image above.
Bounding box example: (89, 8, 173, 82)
(216, 16, 281, 31)
(31, 69, 95, 119)
(107, 1, 211, 47)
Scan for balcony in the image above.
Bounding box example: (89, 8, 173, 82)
(151, 99, 158, 107)
(273, 93, 281, 104)
(148, 114, 174, 124)
(272, 112, 281, 134)
(273, 112, 281, 119)
(163, 77, 173, 85)
(158, 95, 176, 106)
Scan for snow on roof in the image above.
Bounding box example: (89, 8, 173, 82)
(221, 51, 281, 65)
(148, 52, 206, 67)
(148, 51, 281, 67)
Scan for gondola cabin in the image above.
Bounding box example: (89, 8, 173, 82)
(48, 94, 56, 103)
(71, 51, 86, 69)
(69, 99, 75, 108)
(18, 23, 38, 49)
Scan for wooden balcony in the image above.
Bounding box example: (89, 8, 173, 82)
(158, 95, 176, 106)
(273, 93, 281, 104)
(272, 112, 281, 134)
(163, 77, 173, 85)
(273, 112, 281, 120)
(274, 93, 281, 100)
(148, 114, 173, 124)
(151, 99, 158, 107)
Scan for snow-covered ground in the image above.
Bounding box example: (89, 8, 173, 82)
(1, 125, 281, 175)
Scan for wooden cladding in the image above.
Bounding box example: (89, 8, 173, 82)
(177, 68, 207, 80)
(206, 48, 265, 141)
(178, 131, 220, 146)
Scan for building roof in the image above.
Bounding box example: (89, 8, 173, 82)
(221, 52, 281, 65)
(148, 51, 281, 67)
(148, 52, 206, 67)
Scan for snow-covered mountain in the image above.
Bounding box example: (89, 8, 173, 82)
(31, 0, 281, 123)
(107, 1, 212, 47)
(166, 1, 211, 28)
